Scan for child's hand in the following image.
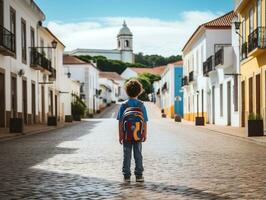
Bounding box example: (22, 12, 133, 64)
(119, 137, 124, 144)
(142, 135, 147, 142)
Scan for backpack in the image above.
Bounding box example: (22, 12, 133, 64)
(121, 101, 145, 142)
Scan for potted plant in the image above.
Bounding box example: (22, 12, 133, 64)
(174, 114, 182, 122)
(47, 116, 57, 126)
(195, 116, 205, 126)
(65, 115, 73, 123)
(9, 117, 24, 133)
(71, 94, 86, 121)
(161, 109, 166, 118)
(247, 113, 264, 137)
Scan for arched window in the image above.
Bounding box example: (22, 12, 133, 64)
(125, 40, 129, 47)
(118, 40, 120, 48)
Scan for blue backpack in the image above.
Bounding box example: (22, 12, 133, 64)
(121, 102, 145, 142)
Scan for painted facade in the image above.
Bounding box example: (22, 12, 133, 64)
(63, 55, 100, 114)
(182, 12, 239, 126)
(156, 62, 184, 118)
(235, 0, 266, 129)
(0, 0, 71, 127)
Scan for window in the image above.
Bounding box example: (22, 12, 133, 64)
(21, 18, 26, 63)
(257, 0, 262, 28)
(220, 84, 223, 116)
(242, 17, 246, 42)
(10, 7, 16, 54)
(249, 8, 254, 34)
(40, 38, 44, 55)
(118, 40, 120, 48)
(125, 40, 129, 47)
(30, 27, 35, 47)
(0, 0, 3, 26)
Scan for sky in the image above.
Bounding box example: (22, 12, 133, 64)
(35, 0, 234, 56)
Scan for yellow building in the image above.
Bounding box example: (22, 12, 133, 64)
(235, 0, 266, 128)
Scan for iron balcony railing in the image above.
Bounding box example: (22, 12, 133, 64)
(214, 48, 224, 66)
(189, 71, 194, 82)
(203, 56, 214, 76)
(181, 76, 188, 87)
(30, 49, 52, 71)
(0, 25, 15, 54)
(248, 26, 266, 52)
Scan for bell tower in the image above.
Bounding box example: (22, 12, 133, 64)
(117, 21, 133, 51)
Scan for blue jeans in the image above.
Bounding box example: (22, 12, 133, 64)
(123, 141, 144, 177)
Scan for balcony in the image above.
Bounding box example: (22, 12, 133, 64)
(189, 71, 194, 82)
(214, 46, 233, 69)
(0, 25, 15, 56)
(30, 49, 52, 73)
(203, 56, 214, 76)
(181, 76, 188, 87)
(248, 27, 266, 57)
(49, 68, 56, 81)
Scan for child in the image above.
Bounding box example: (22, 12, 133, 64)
(117, 79, 148, 182)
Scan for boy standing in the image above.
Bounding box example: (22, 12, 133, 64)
(117, 79, 148, 182)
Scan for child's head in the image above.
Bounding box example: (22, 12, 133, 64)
(125, 79, 143, 98)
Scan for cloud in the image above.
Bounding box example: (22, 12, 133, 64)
(47, 11, 222, 56)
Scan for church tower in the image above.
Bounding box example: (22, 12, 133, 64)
(117, 21, 134, 63)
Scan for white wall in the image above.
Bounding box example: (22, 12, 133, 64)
(120, 68, 138, 80)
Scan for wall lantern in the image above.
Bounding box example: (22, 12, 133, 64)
(234, 21, 241, 30)
(51, 39, 58, 49)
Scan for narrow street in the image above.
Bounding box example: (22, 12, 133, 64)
(0, 103, 266, 200)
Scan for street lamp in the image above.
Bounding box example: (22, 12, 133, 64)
(51, 40, 57, 49)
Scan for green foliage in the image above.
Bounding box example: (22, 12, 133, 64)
(71, 93, 86, 117)
(78, 55, 147, 74)
(248, 113, 263, 120)
(126, 73, 161, 101)
(135, 52, 182, 67)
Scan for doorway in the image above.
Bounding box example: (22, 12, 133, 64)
(31, 83, 36, 124)
(22, 79, 27, 124)
(55, 95, 58, 120)
(256, 74, 261, 116)
(0, 0, 3, 27)
(241, 81, 245, 127)
(0, 72, 5, 127)
(41, 86, 45, 122)
(11, 76, 17, 118)
(227, 81, 231, 126)
(212, 86, 215, 124)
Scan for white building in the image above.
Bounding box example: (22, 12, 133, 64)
(121, 66, 166, 80)
(67, 21, 134, 64)
(63, 55, 100, 114)
(182, 11, 240, 127)
(0, 0, 72, 128)
(99, 71, 126, 103)
(155, 61, 184, 118)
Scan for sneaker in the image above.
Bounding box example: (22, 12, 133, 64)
(124, 176, 131, 182)
(136, 175, 144, 182)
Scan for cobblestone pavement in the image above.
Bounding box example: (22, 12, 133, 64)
(0, 103, 266, 199)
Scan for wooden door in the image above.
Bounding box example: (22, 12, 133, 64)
(227, 82, 231, 126)
(31, 83, 36, 124)
(41, 86, 45, 122)
(0, 73, 5, 127)
(22, 79, 27, 124)
(249, 77, 253, 113)
(11, 76, 17, 118)
(256, 74, 261, 115)
(0, 0, 3, 26)
(241, 81, 245, 127)
(212, 86, 215, 124)
(55, 95, 58, 120)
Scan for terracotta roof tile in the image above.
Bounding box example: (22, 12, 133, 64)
(99, 71, 124, 81)
(130, 66, 166, 75)
(63, 55, 87, 65)
(182, 11, 236, 51)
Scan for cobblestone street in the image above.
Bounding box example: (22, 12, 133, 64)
(0, 103, 266, 199)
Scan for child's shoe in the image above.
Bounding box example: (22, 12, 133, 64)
(136, 175, 144, 182)
(124, 176, 131, 182)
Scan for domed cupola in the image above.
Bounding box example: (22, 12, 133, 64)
(118, 21, 133, 36)
(117, 21, 133, 51)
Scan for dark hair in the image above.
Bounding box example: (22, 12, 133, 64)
(125, 79, 143, 98)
